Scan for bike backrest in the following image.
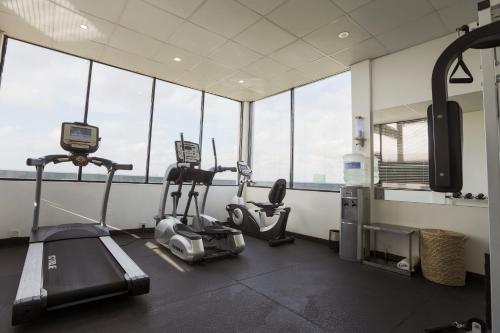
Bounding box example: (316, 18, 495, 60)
(268, 179, 286, 204)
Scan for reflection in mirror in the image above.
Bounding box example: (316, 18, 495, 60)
(373, 91, 488, 207)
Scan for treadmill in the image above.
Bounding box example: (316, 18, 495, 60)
(12, 122, 150, 325)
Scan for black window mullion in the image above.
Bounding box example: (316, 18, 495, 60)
(199, 91, 205, 155)
(0, 36, 8, 89)
(83, 60, 93, 123)
(238, 101, 243, 161)
(145, 78, 156, 183)
(79, 60, 93, 181)
(248, 101, 254, 167)
(289, 89, 294, 188)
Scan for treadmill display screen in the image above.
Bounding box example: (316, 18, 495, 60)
(70, 127, 92, 139)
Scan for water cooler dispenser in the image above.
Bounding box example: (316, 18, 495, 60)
(339, 186, 370, 261)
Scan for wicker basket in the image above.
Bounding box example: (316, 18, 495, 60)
(420, 229, 466, 286)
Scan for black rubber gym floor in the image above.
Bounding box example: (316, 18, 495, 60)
(0, 234, 485, 332)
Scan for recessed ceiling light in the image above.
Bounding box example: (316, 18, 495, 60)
(338, 31, 349, 39)
(173, 57, 182, 62)
(80, 24, 88, 30)
(239, 80, 245, 83)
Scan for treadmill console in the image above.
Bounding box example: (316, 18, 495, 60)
(60, 122, 99, 154)
(237, 161, 252, 177)
(175, 140, 200, 165)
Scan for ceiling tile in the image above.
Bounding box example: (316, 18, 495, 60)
(350, 0, 435, 36)
(438, 0, 477, 32)
(377, 13, 448, 53)
(428, 0, 459, 10)
(297, 56, 346, 80)
(53, 0, 127, 22)
(169, 21, 227, 56)
(0, 11, 54, 46)
(212, 72, 268, 92)
(331, 0, 373, 13)
(109, 26, 163, 58)
(189, 0, 260, 38)
(243, 57, 291, 80)
(234, 19, 296, 54)
(153, 43, 203, 70)
(303, 16, 370, 54)
(267, 0, 344, 37)
(100, 46, 141, 69)
(183, 60, 235, 87)
(119, 0, 183, 42)
(68, 13, 116, 43)
(276, 69, 311, 87)
(206, 75, 258, 101)
(236, 0, 287, 15)
(269, 40, 323, 68)
(331, 38, 387, 66)
(208, 41, 262, 69)
(143, 0, 204, 19)
(1, 1, 114, 43)
(52, 40, 106, 60)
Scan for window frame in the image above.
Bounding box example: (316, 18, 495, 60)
(248, 71, 352, 193)
(374, 118, 430, 191)
(0, 36, 242, 185)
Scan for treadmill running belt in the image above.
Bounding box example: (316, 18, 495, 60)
(43, 238, 127, 307)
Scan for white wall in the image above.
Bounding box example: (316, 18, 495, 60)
(372, 33, 482, 111)
(0, 180, 236, 238)
(463, 110, 488, 194)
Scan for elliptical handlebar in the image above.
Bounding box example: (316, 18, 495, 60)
(180, 132, 187, 163)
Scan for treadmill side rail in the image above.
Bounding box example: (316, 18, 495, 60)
(12, 243, 46, 325)
(99, 236, 150, 295)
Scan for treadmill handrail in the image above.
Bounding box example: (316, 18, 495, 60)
(430, 20, 500, 189)
(27, 154, 133, 230)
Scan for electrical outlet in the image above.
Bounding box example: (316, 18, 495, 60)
(9, 229, 20, 238)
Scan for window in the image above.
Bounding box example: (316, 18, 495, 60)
(201, 94, 240, 184)
(0, 39, 89, 180)
(294, 72, 352, 190)
(82, 63, 152, 182)
(252, 92, 291, 185)
(148, 81, 202, 183)
(374, 119, 429, 189)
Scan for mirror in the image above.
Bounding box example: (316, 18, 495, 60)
(372, 91, 488, 206)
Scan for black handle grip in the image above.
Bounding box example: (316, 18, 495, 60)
(115, 164, 133, 170)
(217, 166, 237, 172)
(26, 158, 43, 166)
(449, 77, 473, 84)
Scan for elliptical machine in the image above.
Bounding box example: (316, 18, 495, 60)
(226, 161, 294, 246)
(154, 134, 245, 262)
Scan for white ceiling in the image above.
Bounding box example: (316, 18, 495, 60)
(373, 91, 484, 124)
(0, 0, 477, 101)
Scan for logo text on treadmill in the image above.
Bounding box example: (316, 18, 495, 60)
(48, 255, 57, 270)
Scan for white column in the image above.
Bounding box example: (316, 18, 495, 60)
(478, 4, 500, 330)
(350, 60, 373, 186)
